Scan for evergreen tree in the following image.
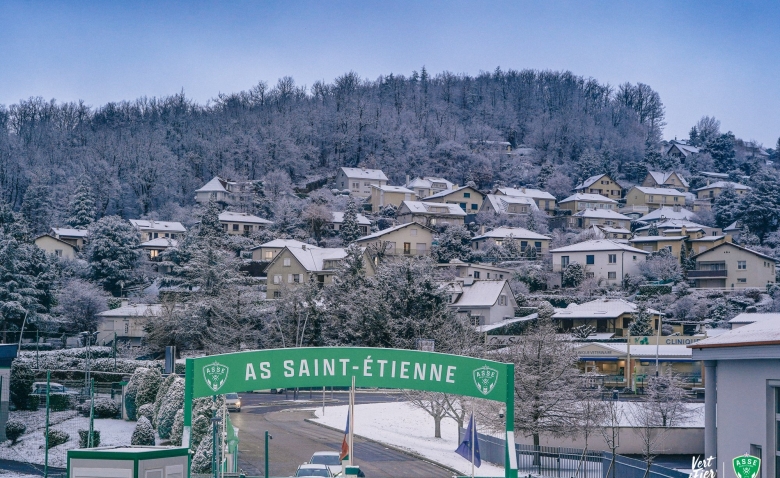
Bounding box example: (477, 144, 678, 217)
(66, 178, 96, 228)
(21, 182, 52, 235)
(648, 223, 659, 236)
(86, 216, 141, 295)
(738, 172, 780, 241)
(131, 417, 155, 446)
(0, 201, 30, 241)
(707, 132, 736, 173)
(340, 199, 362, 244)
(562, 262, 585, 288)
(537, 162, 554, 189)
(198, 200, 224, 240)
(0, 234, 57, 331)
(628, 303, 653, 336)
(432, 224, 472, 263)
(713, 185, 743, 228)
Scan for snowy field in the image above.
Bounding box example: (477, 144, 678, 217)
(0, 410, 135, 468)
(313, 402, 507, 477)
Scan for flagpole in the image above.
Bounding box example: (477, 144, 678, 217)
(471, 409, 475, 478)
(349, 375, 355, 467)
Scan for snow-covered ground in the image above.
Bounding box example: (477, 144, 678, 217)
(313, 402, 507, 477)
(0, 410, 135, 468)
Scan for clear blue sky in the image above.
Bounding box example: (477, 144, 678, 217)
(1, 0, 778, 147)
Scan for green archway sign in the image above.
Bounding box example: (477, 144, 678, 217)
(184, 347, 518, 478)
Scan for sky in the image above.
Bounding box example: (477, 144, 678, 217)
(0, 0, 778, 147)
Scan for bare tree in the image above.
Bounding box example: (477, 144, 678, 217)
(403, 390, 449, 438)
(598, 399, 623, 478)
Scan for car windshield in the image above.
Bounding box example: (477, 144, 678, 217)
(225, 393, 239, 399)
(311, 455, 340, 465)
(296, 469, 329, 477)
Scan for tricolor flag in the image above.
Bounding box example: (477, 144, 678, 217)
(455, 413, 481, 468)
(339, 409, 350, 461)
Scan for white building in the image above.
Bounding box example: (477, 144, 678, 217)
(218, 211, 272, 235)
(336, 167, 389, 197)
(569, 209, 632, 229)
(446, 280, 517, 326)
(550, 239, 649, 284)
(96, 301, 163, 346)
(480, 194, 539, 216)
(249, 239, 316, 262)
(471, 226, 551, 254)
(405, 177, 455, 198)
(129, 220, 186, 242)
(493, 187, 557, 215)
(329, 212, 372, 236)
(396, 201, 467, 227)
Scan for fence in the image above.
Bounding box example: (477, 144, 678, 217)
(460, 429, 688, 478)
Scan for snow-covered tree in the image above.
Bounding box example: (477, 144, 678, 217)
(0, 201, 30, 241)
(169, 409, 184, 446)
(638, 249, 682, 283)
(403, 391, 449, 438)
(302, 202, 333, 243)
(713, 185, 743, 228)
(0, 233, 57, 331)
(571, 324, 595, 339)
(54, 278, 108, 334)
(562, 262, 585, 288)
(628, 303, 653, 336)
(66, 178, 96, 228)
(21, 182, 52, 235)
(191, 428, 213, 473)
(432, 224, 472, 263)
(340, 199, 362, 244)
(198, 200, 224, 240)
(738, 172, 780, 241)
(86, 216, 141, 295)
(131, 417, 155, 446)
(156, 378, 184, 439)
(647, 223, 659, 237)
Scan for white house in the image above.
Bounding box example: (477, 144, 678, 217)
(219, 211, 272, 235)
(96, 301, 163, 346)
(405, 177, 455, 198)
(129, 220, 186, 242)
(493, 187, 557, 215)
(471, 226, 551, 254)
(480, 194, 539, 216)
(329, 212, 371, 236)
(396, 201, 467, 227)
(550, 239, 649, 284)
(249, 239, 316, 262)
(34, 234, 78, 259)
(446, 280, 517, 326)
(569, 209, 632, 230)
(336, 167, 389, 197)
(195, 177, 234, 204)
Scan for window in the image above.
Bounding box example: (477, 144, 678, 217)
(738, 278, 747, 283)
(471, 204, 478, 210)
(608, 254, 617, 264)
(586, 272, 594, 278)
(487, 273, 491, 279)
(608, 272, 617, 279)
(273, 291, 281, 298)
(464, 192, 471, 198)
(264, 251, 273, 260)
(124, 323, 129, 334)
(232, 224, 239, 231)
(738, 260, 747, 270)
(403, 242, 411, 254)
(55, 249, 63, 257)
(273, 275, 282, 284)
(499, 295, 507, 306)
(459, 202, 467, 210)
(561, 256, 570, 268)
(244, 225, 252, 232)
(586, 255, 595, 265)
(283, 258, 291, 267)
(473, 271, 481, 279)
(352, 182, 359, 189)
(410, 228, 417, 236)
(222, 224, 228, 231)
(293, 274, 301, 283)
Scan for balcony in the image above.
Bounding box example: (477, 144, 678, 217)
(687, 269, 728, 278)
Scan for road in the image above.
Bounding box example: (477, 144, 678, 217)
(230, 391, 453, 477)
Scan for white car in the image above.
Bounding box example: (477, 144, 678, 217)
(225, 393, 241, 412)
(295, 463, 333, 477)
(309, 451, 342, 476)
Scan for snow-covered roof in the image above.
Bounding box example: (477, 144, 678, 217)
(331, 212, 371, 225)
(555, 298, 660, 320)
(219, 211, 272, 225)
(729, 313, 780, 325)
(688, 235, 726, 242)
(424, 185, 481, 201)
(572, 209, 632, 220)
(630, 186, 687, 197)
(690, 319, 780, 349)
(647, 171, 689, 188)
(666, 142, 700, 156)
(634, 219, 709, 233)
(691, 242, 778, 262)
(701, 171, 729, 179)
(405, 177, 455, 190)
(129, 220, 187, 233)
(638, 206, 696, 222)
(550, 239, 649, 254)
(495, 187, 555, 201)
(629, 235, 686, 243)
(356, 222, 431, 242)
(258, 239, 317, 250)
(98, 303, 163, 318)
(399, 201, 467, 216)
(724, 221, 742, 232)
(285, 246, 349, 272)
(695, 181, 751, 192)
(450, 280, 512, 308)
(575, 174, 611, 190)
(340, 167, 388, 181)
(139, 238, 179, 248)
(472, 226, 551, 242)
(50, 227, 88, 238)
(559, 193, 617, 204)
(370, 184, 415, 194)
(596, 225, 632, 234)
(196, 176, 232, 193)
(476, 314, 538, 333)
(482, 194, 540, 214)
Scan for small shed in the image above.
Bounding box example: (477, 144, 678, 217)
(0, 344, 17, 441)
(67, 446, 189, 478)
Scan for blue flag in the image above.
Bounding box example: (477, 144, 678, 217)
(455, 413, 481, 467)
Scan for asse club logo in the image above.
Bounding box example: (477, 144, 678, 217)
(203, 361, 230, 392)
(733, 454, 760, 478)
(473, 365, 499, 396)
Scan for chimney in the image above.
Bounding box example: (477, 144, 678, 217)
(361, 165, 366, 171)
(480, 225, 486, 235)
(406, 174, 410, 186)
(121, 299, 129, 308)
(302, 244, 307, 251)
(521, 187, 526, 194)
(681, 226, 687, 236)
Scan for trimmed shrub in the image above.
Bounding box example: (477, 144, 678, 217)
(169, 409, 184, 446)
(137, 403, 154, 424)
(26, 394, 39, 411)
(78, 429, 101, 448)
(10, 362, 35, 410)
(153, 374, 176, 423)
(191, 431, 213, 473)
(46, 429, 69, 449)
(131, 417, 155, 446)
(93, 398, 120, 419)
(49, 393, 72, 411)
(5, 419, 26, 444)
(156, 378, 184, 439)
(190, 415, 210, 451)
(124, 371, 140, 421)
(135, 368, 162, 409)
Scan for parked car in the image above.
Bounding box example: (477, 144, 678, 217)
(225, 393, 241, 412)
(309, 451, 342, 476)
(295, 463, 333, 477)
(32, 382, 79, 395)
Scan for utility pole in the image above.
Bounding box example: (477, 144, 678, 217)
(264, 431, 272, 478)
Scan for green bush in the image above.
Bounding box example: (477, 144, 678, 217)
(46, 429, 69, 449)
(10, 362, 35, 410)
(5, 419, 26, 444)
(93, 398, 120, 418)
(638, 284, 672, 297)
(26, 394, 40, 411)
(49, 393, 72, 411)
(78, 429, 101, 448)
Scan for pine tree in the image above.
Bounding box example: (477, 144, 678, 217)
(169, 409, 184, 446)
(86, 216, 141, 295)
(737, 172, 780, 241)
(156, 378, 184, 439)
(0, 201, 30, 241)
(198, 200, 224, 240)
(537, 162, 554, 189)
(340, 199, 362, 244)
(432, 224, 472, 263)
(191, 429, 213, 473)
(707, 132, 736, 173)
(21, 182, 52, 235)
(648, 223, 659, 236)
(629, 303, 653, 336)
(66, 178, 96, 228)
(713, 185, 743, 228)
(562, 262, 585, 288)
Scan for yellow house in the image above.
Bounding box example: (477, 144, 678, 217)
(558, 193, 618, 214)
(493, 187, 557, 215)
(628, 236, 687, 259)
(34, 234, 78, 259)
(337, 167, 389, 198)
(569, 210, 632, 229)
(396, 201, 467, 227)
(49, 227, 88, 248)
(425, 185, 484, 213)
(574, 174, 624, 200)
(689, 242, 777, 289)
(624, 186, 687, 211)
(642, 171, 689, 192)
(355, 222, 435, 257)
(553, 298, 662, 337)
(687, 235, 729, 255)
(695, 181, 750, 200)
(471, 226, 551, 255)
(249, 239, 316, 262)
(369, 185, 417, 212)
(219, 211, 272, 235)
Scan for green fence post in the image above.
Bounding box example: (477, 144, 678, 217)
(505, 362, 517, 478)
